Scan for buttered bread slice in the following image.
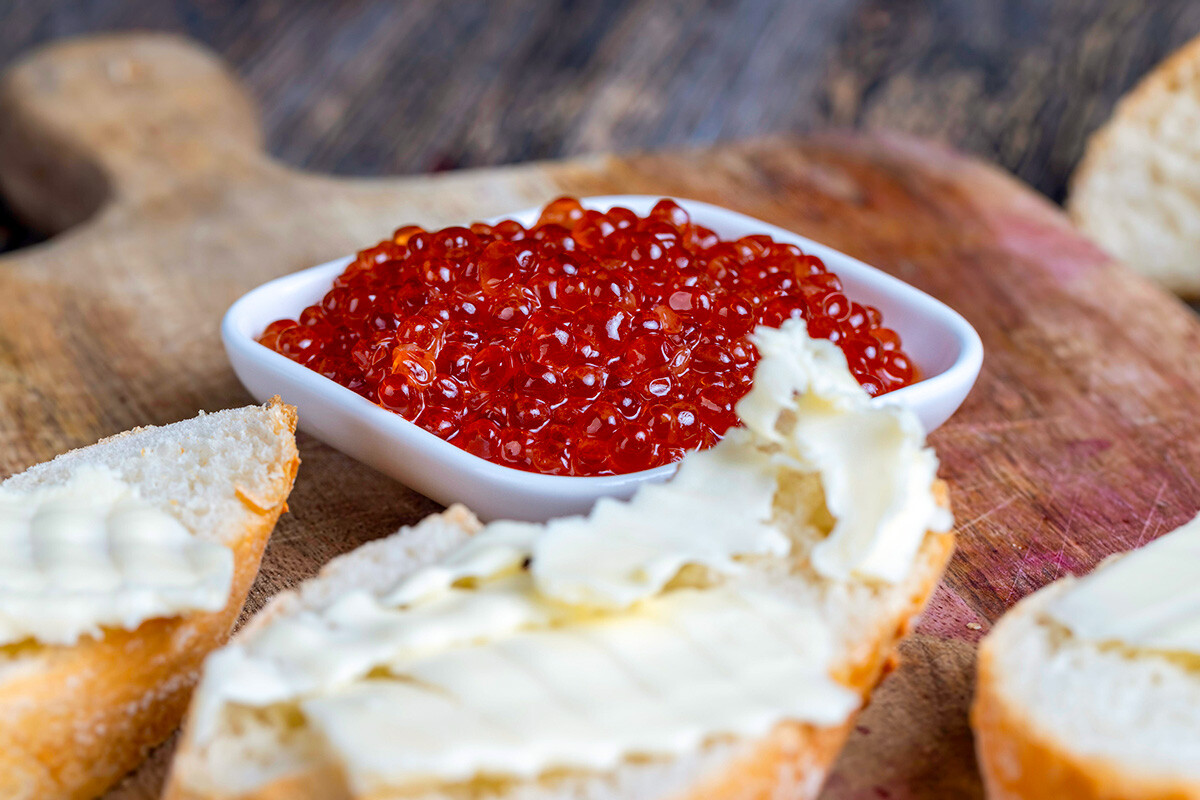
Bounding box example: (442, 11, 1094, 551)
(974, 515, 1200, 800)
(0, 399, 299, 800)
(166, 322, 954, 800)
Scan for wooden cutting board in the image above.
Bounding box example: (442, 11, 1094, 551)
(4, 32, 1199, 800)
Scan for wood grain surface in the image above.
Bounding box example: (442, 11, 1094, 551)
(4, 32, 1200, 800)
(3, 0, 1200, 245)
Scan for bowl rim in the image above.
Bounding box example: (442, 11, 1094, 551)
(222, 194, 983, 490)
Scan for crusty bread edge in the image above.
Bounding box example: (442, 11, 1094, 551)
(1066, 33, 1200, 298)
(165, 481, 954, 800)
(972, 591, 1200, 800)
(0, 399, 299, 800)
(674, 489, 955, 800)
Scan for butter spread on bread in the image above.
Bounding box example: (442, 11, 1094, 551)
(1047, 513, 1200, 654)
(0, 465, 233, 646)
(187, 321, 951, 794)
(739, 322, 950, 582)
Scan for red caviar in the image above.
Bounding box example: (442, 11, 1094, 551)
(260, 197, 917, 476)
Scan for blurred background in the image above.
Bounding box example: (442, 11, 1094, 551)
(2, 0, 1197, 251)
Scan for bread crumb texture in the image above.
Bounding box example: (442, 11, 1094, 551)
(1069, 35, 1200, 297)
(980, 582, 1200, 790)
(2, 402, 298, 546)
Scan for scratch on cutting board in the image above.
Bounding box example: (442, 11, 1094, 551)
(1002, 562, 1028, 604)
(1048, 543, 1068, 581)
(1057, 486, 1083, 542)
(1133, 479, 1169, 548)
(954, 496, 1016, 534)
(1165, 450, 1200, 497)
(1004, 542, 1085, 603)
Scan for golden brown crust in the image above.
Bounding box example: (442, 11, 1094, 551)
(165, 482, 953, 800)
(1067, 33, 1200, 298)
(1068, 34, 1200, 213)
(166, 767, 352, 800)
(972, 625, 1200, 800)
(0, 402, 299, 800)
(676, 525, 955, 800)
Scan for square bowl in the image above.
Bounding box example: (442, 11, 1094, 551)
(223, 195, 982, 521)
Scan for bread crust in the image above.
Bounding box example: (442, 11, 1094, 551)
(1069, 34, 1200, 208)
(973, 608, 1200, 800)
(1067, 33, 1200, 298)
(0, 400, 299, 800)
(675, 523, 955, 800)
(165, 482, 953, 800)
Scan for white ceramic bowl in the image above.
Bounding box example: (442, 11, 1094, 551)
(223, 196, 982, 522)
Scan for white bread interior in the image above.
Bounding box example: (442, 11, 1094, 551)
(1068, 34, 1200, 298)
(973, 577, 1200, 800)
(0, 399, 299, 800)
(166, 475, 953, 800)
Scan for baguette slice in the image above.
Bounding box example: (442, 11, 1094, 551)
(1067, 33, 1200, 297)
(0, 399, 299, 800)
(164, 489, 952, 800)
(973, 576, 1200, 800)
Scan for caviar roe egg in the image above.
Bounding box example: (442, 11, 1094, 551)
(259, 197, 919, 476)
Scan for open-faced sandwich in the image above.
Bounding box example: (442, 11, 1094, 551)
(165, 321, 954, 800)
(0, 400, 299, 800)
(974, 513, 1200, 800)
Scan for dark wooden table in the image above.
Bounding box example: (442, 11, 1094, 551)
(2, 0, 1199, 251)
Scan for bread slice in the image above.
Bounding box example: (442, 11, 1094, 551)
(0, 399, 299, 800)
(1068, 34, 1200, 297)
(973, 578, 1200, 800)
(164, 484, 952, 800)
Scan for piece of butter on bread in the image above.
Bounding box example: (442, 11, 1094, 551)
(0, 399, 298, 800)
(0, 466, 234, 647)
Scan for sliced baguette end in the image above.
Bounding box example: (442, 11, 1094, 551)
(973, 587, 1200, 800)
(0, 399, 299, 800)
(1067, 33, 1200, 299)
